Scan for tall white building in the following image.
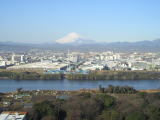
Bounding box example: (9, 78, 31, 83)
(11, 54, 15, 64)
(21, 55, 24, 63)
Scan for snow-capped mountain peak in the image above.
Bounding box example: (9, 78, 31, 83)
(55, 32, 95, 44)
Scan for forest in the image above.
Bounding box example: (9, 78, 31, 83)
(28, 91, 160, 120)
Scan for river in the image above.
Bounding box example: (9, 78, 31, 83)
(0, 79, 160, 92)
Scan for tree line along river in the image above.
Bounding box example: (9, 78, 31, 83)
(0, 70, 160, 92)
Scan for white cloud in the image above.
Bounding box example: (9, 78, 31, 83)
(55, 32, 80, 44)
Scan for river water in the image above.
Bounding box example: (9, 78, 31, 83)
(0, 79, 160, 92)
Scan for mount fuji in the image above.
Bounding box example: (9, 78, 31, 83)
(55, 32, 95, 45)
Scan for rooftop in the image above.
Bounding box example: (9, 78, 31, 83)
(0, 111, 27, 120)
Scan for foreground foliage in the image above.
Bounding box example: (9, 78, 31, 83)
(28, 92, 160, 120)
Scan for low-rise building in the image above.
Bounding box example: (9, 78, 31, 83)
(0, 111, 27, 120)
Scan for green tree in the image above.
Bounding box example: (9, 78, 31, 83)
(98, 110, 121, 120)
(33, 101, 56, 120)
(147, 106, 160, 120)
(126, 111, 146, 120)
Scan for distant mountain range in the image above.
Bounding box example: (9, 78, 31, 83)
(1, 39, 160, 52)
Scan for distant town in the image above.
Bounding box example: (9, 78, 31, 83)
(0, 49, 160, 73)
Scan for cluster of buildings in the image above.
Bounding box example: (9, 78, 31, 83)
(0, 49, 160, 72)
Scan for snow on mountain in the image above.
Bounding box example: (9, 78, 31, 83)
(55, 32, 80, 44)
(55, 32, 95, 44)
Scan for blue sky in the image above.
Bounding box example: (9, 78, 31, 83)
(0, 0, 160, 43)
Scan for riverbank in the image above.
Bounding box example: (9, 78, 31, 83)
(139, 89, 160, 93)
(66, 70, 160, 80)
(1, 70, 160, 80)
(3, 88, 160, 94)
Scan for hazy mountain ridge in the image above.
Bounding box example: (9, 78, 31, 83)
(1, 39, 160, 52)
